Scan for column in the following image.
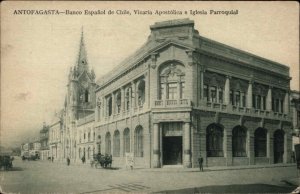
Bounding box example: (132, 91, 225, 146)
(266, 87, 272, 111)
(120, 130, 124, 157)
(199, 65, 204, 100)
(149, 54, 158, 108)
(153, 123, 160, 168)
(225, 128, 233, 166)
(216, 88, 220, 103)
(121, 87, 125, 113)
(177, 81, 181, 101)
(104, 97, 107, 117)
(267, 131, 270, 158)
(101, 97, 105, 118)
(269, 135, 274, 164)
(283, 91, 289, 114)
(111, 93, 115, 115)
(184, 122, 191, 168)
(248, 131, 255, 165)
(247, 81, 253, 108)
(164, 82, 167, 100)
(283, 132, 288, 163)
(131, 82, 136, 109)
(144, 74, 149, 109)
(240, 92, 243, 107)
(224, 76, 231, 105)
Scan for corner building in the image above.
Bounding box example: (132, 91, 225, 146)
(94, 19, 292, 168)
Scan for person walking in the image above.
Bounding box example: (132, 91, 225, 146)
(81, 156, 85, 164)
(67, 157, 70, 166)
(198, 155, 204, 172)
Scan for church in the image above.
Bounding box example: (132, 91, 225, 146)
(61, 18, 293, 168)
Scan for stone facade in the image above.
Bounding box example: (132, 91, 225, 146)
(49, 118, 63, 162)
(55, 19, 294, 168)
(291, 90, 300, 151)
(94, 19, 293, 168)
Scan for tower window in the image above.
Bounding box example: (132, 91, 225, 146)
(85, 90, 89, 102)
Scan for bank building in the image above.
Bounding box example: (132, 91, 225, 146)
(62, 18, 293, 168)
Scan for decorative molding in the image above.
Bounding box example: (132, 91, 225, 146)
(150, 53, 158, 69)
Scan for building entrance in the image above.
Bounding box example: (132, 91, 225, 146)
(274, 130, 284, 163)
(163, 136, 182, 165)
(161, 122, 183, 165)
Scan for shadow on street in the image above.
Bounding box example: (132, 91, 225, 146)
(0, 167, 23, 171)
(157, 184, 296, 193)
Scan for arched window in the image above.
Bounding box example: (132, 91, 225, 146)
(88, 132, 90, 142)
(83, 147, 86, 157)
(87, 147, 90, 159)
(274, 130, 284, 163)
(123, 128, 130, 155)
(137, 80, 145, 107)
(108, 97, 112, 116)
(232, 126, 247, 157)
(79, 148, 81, 159)
(134, 126, 143, 157)
(116, 91, 121, 114)
(105, 132, 111, 155)
(254, 128, 267, 157)
(159, 62, 185, 100)
(203, 75, 224, 103)
(206, 124, 224, 157)
(113, 130, 120, 157)
(125, 88, 131, 111)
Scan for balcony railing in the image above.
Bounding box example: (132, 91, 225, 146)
(154, 99, 191, 108)
(205, 101, 289, 120)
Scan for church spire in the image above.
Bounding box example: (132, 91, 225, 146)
(77, 27, 88, 74)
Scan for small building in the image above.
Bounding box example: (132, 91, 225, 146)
(49, 116, 63, 162)
(40, 123, 50, 160)
(291, 90, 300, 151)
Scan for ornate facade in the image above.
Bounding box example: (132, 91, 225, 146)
(57, 19, 295, 168)
(93, 19, 293, 168)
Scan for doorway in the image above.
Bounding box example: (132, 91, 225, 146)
(274, 130, 284, 164)
(162, 136, 182, 165)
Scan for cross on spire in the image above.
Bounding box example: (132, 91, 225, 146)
(77, 26, 88, 74)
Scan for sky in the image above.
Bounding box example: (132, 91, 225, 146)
(1, 1, 299, 147)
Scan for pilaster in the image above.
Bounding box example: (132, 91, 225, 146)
(153, 123, 160, 168)
(224, 76, 231, 105)
(266, 87, 272, 111)
(247, 81, 253, 108)
(184, 122, 191, 168)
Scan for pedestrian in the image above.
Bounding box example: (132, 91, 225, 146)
(291, 151, 296, 163)
(67, 157, 70, 166)
(198, 155, 203, 172)
(81, 156, 85, 164)
(51, 156, 54, 162)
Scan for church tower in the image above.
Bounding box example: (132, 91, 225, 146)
(64, 29, 97, 159)
(66, 29, 97, 123)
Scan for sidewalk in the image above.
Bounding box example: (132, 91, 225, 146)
(141, 163, 297, 172)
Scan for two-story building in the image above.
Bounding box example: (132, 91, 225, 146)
(40, 122, 50, 160)
(291, 91, 300, 149)
(49, 115, 64, 161)
(94, 19, 293, 168)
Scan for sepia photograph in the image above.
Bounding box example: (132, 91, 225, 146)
(1, 1, 299, 193)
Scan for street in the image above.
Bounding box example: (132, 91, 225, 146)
(0, 157, 298, 193)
